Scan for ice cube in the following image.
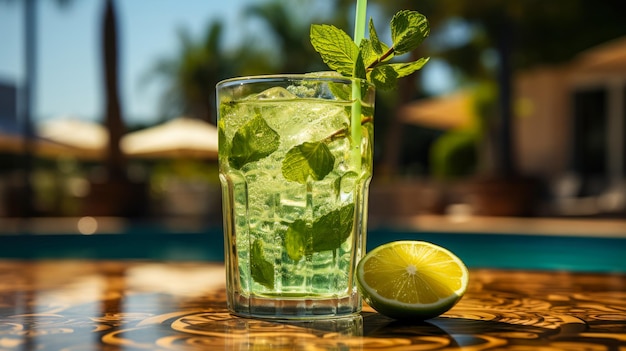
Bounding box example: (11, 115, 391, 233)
(253, 87, 297, 100)
(287, 85, 316, 98)
(304, 71, 343, 78)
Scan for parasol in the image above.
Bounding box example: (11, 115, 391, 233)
(120, 117, 218, 159)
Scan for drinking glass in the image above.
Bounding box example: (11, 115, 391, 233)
(217, 74, 374, 319)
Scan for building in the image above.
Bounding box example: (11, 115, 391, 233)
(516, 36, 626, 216)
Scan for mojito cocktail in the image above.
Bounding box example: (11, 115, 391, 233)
(217, 75, 374, 318)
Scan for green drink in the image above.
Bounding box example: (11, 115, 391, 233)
(217, 75, 375, 318)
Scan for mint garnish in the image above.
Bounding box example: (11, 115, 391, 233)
(285, 204, 355, 262)
(390, 10, 429, 55)
(310, 24, 360, 78)
(229, 114, 280, 169)
(281, 142, 335, 184)
(310, 9, 430, 91)
(251, 239, 274, 289)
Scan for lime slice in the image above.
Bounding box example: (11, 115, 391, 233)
(356, 240, 469, 320)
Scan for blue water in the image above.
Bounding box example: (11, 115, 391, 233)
(2, 226, 625, 273)
(367, 228, 626, 273)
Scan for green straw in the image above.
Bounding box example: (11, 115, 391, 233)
(353, 0, 367, 44)
(351, 0, 367, 168)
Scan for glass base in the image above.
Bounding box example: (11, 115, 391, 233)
(228, 292, 362, 320)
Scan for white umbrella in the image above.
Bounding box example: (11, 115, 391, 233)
(120, 117, 218, 159)
(0, 126, 82, 158)
(36, 118, 108, 159)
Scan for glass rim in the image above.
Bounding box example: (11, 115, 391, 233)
(216, 73, 373, 89)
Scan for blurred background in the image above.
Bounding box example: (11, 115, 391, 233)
(0, 0, 625, 241)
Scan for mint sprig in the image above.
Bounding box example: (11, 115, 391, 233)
(285, 204, 355, 262)
(310, 10, 430, 90)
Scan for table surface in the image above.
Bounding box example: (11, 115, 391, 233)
(1, 260, 625, 351)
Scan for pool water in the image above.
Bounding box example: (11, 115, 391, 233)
(2, 225, 625, 273)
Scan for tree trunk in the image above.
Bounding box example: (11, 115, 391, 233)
(102, 0, 127, 182)
(494, 14, 516, 177)
(83, 0, 147, 218)
(18, 0, 37, 218)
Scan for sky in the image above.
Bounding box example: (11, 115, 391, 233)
(0, 0, 454, 126)
(0, 0, 273, 125)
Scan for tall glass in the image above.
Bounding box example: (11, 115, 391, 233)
(217, 74, 375, 319)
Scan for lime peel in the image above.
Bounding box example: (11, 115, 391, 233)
(356, 240, 469, 320)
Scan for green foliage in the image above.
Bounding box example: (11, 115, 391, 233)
(310, 10, 430, 91)
(430, 130, 478, 180)
(144, 21, 274, 122)
(147, 0, 626, 179)
(150, 159, 220, 189)
(244, 0, 326, 74)
(429, 82, 496, 180)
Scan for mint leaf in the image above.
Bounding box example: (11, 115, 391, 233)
(284, 204, 356, 262)
(359, 39, 378, 70)
(229, 114, 280, 169)
(389, 58, 430, 78)
(370, 64, 399, 91)
(251, 239, 274, 289)
(361, 21, 392, 70)
(218, 122, 229, 157)
(285, 219, 308, 261)
(366, 59, 428, 92)
(353, 50, 367, 81)
(368, 18, 390, 58)
(390, 10, 430, 55)
(282, 142, 335, 184)
(310, 24, 358, 77)
(328, 80, 352, 102)
(311, 204, 355, 252)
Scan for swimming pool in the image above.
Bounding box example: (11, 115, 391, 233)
(2, 224, 625, 273)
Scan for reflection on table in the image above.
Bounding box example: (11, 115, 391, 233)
(0, 260, 625, 350)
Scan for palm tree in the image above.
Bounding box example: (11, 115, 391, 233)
(440, 0, 626, 178)
(144, 19, 274, 124)
(243, 0, 326, 74)
(375, 0, 626, 178)
(1, 0, 134, 216)
(347, 0, 439, 177)
(0, 0, 73, 217)
(21, 0, 37, 217)
(101, 0, 126, 183)
(78, 0, 152, 218)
